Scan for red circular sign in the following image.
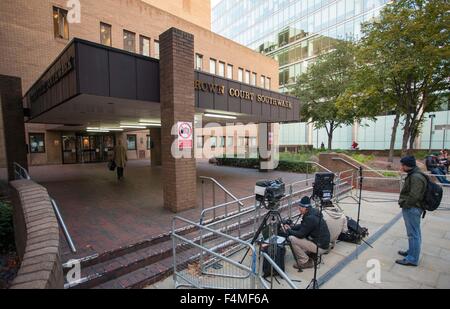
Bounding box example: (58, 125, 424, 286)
(178, 123, 193, 139)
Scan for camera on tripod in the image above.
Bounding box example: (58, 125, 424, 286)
(255, 178, 286, 210)
(312, 173, 335, 202)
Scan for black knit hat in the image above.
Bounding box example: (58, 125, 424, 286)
(400, 156, 417, 168)
(298, 196, 312, 208)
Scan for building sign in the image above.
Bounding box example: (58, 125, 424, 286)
(194, 80, 225, 95)
(177, 121, 193, 149)
(29, 57, 75, 103)
(194, 79, 293, 109)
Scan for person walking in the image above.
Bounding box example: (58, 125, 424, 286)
(397, 156, 427, 267)
(114, 139, 128, 180)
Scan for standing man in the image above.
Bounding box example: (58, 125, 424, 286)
(397, 156, 427, 266)
(114, 139, 128, 180)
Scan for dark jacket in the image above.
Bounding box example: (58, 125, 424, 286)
(399, 167, 427, 209)
(425, 156, 439, 171)
(288, 208, 331, 250)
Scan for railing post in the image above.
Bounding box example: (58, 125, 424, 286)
(288, 184, 293, 220)
(212, 182, 216, 220)
(201, 179, 205, 213)
(172, 219, 178, 286)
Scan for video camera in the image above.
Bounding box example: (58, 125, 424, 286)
(255, 178, 286, 210)
(312, 172, 335, 202)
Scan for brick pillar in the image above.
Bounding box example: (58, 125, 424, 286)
(159, 28, 196, 213)
(0, 75, 27, 181)
(150, 128, 162, 167)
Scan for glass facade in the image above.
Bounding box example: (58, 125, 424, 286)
(212, 0, 389, 93)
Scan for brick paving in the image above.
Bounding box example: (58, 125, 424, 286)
(28, 160, 306, 262)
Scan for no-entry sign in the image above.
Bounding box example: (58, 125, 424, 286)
(177, 121, 193, 149)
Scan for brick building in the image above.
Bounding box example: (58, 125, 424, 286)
(0, 0, 300, 212)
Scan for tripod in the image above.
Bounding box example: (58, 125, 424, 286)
(306, 197, 325, 290)
(356, 166, 373, 249)
(240, 202, 302, 282)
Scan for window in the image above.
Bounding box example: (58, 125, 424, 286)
(29, 133, 45, 153)
(265, 77, 271, 90)
(100, 23, 112, 46)
(249, 137, 257, 147)
(140, 36, 151, 56)
(238, 68, 244, 82)
(219, 137, 225, 147)
(238, 137, 246, 146)
(251, 72, 257, 86)
(154, 40, 160, 59)
(218, 62, 225, 77)
(227, 136, 234, 147)
(127, 135, 137, 150)
(146, 135, 152, 150)
(210, 58, 217, 75)
(260, 75, 265, 88)
(123, 30, 136, 53)
(195, 54, 203, 71)
(227, 64, 233, 79)
(53, 7, 69, 40)
(245, 70, 250, 84)
(210, 136, 217, 148)
(197, 136, 204, 148)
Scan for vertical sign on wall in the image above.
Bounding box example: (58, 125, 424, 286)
(177, 121, 193, 149)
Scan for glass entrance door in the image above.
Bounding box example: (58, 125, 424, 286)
(66, 134, 115, 164)
(62, 135, 77, 164)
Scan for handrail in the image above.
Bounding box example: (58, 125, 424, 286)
(304, 161, 333, 173)
(332, 157, 360, 170)
(13, 162, 31, 180)
(199, 176, 244, 207)
(51, 199, 77, 253)
(13, 162, 76, 254)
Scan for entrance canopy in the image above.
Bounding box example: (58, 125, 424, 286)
(24, 38, 300, 128)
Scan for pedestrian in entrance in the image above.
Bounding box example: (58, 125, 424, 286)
(114, 139, 128, 180)
(397, 156, 427, 267)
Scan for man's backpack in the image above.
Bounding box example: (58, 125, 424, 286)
(338, 217, 369, 245)
(419, 172, 443, 214)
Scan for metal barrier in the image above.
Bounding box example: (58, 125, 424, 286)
(13, 162, 77, 253)
(172, 216, 257, 289)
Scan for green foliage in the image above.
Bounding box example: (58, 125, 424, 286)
(346, 0, 450, 153)
(351, 154, 375, 164)
(412, 150, 430, 161)
(0, 201, 15, 253)
(214, 157, 317, 174)
(382, 171, 401, 178)
(293, 41, 359, 149)
(279, 151, 316, 162)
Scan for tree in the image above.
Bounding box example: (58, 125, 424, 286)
(353, 0, 450, 157)
(293, 41, 359, 150)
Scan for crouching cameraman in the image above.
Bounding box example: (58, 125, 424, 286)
(283, 197, 331, 270)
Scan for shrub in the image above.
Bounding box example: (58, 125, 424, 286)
(0, 201, 15, 253)
(351, 153, 375, 164)
(215, 157, 317, 174)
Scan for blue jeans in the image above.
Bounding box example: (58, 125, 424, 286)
(431, 168, 450, 184)
(402, 207, 423, 265)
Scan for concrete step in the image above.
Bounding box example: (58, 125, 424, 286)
(64, 184, 352, 289)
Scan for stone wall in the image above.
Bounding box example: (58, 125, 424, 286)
(9, 180, 63, 289)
